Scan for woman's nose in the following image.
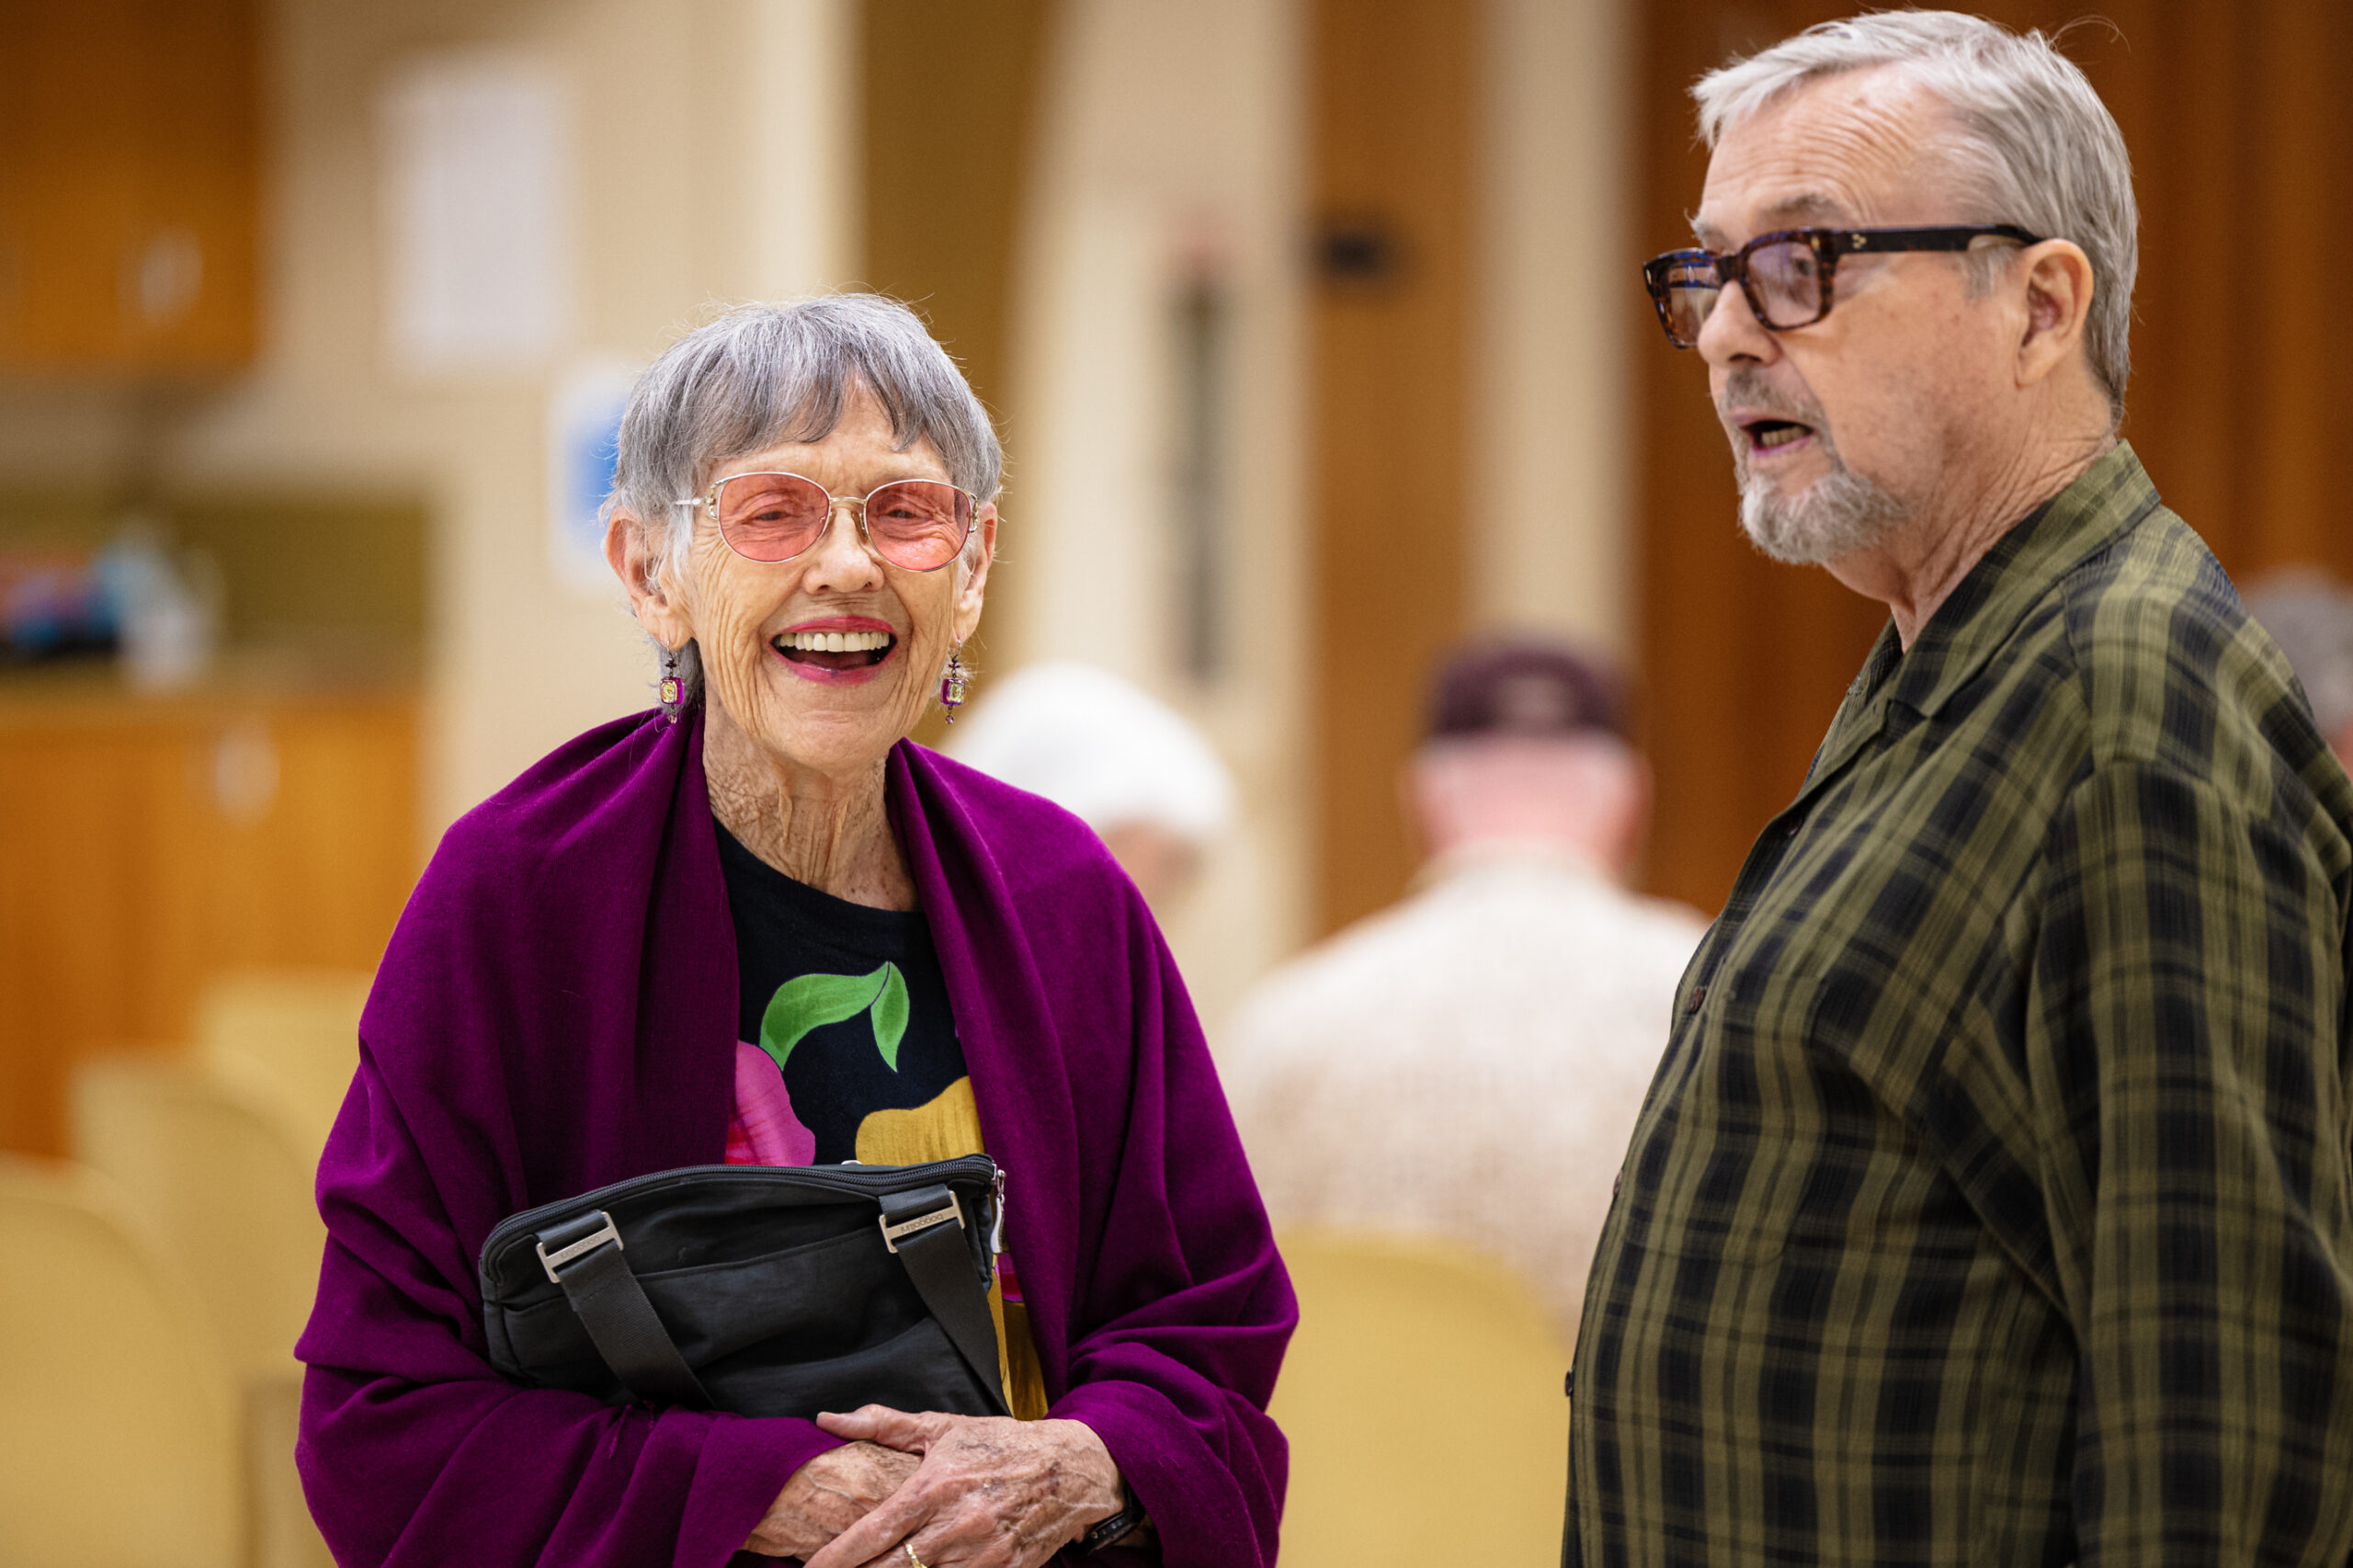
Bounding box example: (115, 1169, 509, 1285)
(799, 498, 885, 591)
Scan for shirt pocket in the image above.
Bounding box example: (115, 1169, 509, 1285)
(1645, 953, 1836, 1267)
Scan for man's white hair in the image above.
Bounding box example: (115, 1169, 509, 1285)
(1694, 10, 2136, 421)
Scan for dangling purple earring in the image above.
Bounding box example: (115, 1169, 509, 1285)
(938, 645, 972, 722)
(658, 644, 685, 724)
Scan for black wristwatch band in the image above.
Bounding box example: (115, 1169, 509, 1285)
(1075, 1483, 1145, 1555)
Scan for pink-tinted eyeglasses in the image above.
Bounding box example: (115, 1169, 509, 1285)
(674, 472, 976, 573)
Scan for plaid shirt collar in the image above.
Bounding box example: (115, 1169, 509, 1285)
(1810, 441, 2164, 790)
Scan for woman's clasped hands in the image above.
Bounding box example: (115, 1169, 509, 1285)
(745, 1407, 1131, 1568)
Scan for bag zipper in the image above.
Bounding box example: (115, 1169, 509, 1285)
(481, 1154, 1002, 1268)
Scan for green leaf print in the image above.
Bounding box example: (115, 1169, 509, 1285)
(871, 964, 910, 1070)
(758, 968, 886, 1072)
(756, 961, 912, 1074)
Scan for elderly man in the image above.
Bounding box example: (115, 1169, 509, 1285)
(1570, 13, 2353, 1567)
(1222, 639, 1703, 1341)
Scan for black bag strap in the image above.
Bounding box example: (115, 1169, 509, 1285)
(880, 1185, 1010, 1416)
(533, 1209, 712, 1411)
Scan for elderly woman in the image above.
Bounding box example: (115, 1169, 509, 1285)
(296, 295, 1292, 1568)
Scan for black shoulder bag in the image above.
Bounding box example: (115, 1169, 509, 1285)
(477, 1155, 1008, 1419)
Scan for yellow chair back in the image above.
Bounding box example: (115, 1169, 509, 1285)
(196, 969, 370, 1158)
(1269, 1228, 1569, 1568)
(71, 1055, 325, 1383)
(0, 1153, 240, 1568)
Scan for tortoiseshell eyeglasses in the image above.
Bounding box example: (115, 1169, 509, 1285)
(1641, 224, 2043, 347)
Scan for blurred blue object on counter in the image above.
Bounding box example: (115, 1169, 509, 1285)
(0, 548, 119, 664)
(1, 521, 221, 688)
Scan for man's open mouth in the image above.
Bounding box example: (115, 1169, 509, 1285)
(772, 629, 895, 671)
(1745, 418, 1815, 452)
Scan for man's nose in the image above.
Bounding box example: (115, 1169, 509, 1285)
(1695, 278, 1778, 369)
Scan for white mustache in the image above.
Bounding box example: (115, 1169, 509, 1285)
(1717, 370, 1825, 429)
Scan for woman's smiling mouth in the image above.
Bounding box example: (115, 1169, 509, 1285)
(769, 618, 897, 684)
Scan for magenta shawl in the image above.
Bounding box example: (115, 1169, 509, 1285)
(295, 710, 1293, 1567)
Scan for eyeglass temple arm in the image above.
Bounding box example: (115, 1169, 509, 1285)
(668, 485, 982, 511)
(1826, 223, 2043, 255)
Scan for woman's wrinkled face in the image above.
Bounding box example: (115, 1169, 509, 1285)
(645, 385, 994, 778)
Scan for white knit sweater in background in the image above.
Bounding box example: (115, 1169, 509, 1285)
(1217, 846, 1708, 1345)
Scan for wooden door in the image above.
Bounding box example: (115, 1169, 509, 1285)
(1309, 0, 1476, 936)
(1636, 0, 2353, 915)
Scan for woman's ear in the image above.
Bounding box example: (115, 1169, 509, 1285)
(949, 502, 999, 643)
(605, 506, 696, 648)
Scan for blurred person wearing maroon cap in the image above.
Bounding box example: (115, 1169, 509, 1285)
(1218, 637, 1705, 1342)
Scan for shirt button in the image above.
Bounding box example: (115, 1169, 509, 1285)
(1782, 815, 1803, 839)
(1683, 983, 1706, 1014)
(1563, 1369, 1574, 1398)
(1611, 1170, 1622, 1199)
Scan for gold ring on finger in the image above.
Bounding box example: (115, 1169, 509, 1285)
(904, 1544, 926, 1568)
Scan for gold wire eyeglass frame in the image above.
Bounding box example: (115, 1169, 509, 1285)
(670, 471, 977, 572)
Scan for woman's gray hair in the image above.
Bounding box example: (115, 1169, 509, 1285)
(604, 292, 1003, 706)
(1693, 11, 2137, 422)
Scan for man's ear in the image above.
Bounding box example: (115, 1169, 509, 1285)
(605, 507, 695, 649)
(2014, 238, 2096, 391)
(949, 502, 1000, 644)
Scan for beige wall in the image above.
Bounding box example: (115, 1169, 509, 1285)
(1474, 0, 1633, 654)
(159, 0, 854, 830)
(1001, 0, 1311, 1029)
(1000, 0, 1633, 1022)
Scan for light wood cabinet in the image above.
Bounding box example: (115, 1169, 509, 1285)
(0, 0, 260, 372)
(0, 685, 418, 1154)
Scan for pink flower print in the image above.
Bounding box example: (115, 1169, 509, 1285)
(724, 1039, 818, 1166)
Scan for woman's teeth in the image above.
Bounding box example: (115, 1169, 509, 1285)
(775, 630, 892, 653)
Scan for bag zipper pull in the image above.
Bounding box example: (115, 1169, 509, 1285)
(990, 1166, 1008, 1258)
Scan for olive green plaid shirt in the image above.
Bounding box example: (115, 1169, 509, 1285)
(1566, 445, 2353, 1566)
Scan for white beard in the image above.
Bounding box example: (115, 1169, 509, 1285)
(1736, 446, 1909, 565)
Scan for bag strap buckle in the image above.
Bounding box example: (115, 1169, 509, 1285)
(879, 1190, 963, 1254)
(536, 1209, 622, 1283)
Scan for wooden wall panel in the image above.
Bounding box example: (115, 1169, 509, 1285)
(1637, 1, 2353, 915)
(1309, 0, 1476, 935)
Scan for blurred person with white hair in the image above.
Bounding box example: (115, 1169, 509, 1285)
(2243, 567, 2353, 767)
(945, 661, 1235, 913)
(1217, 638, 1705, 1342)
